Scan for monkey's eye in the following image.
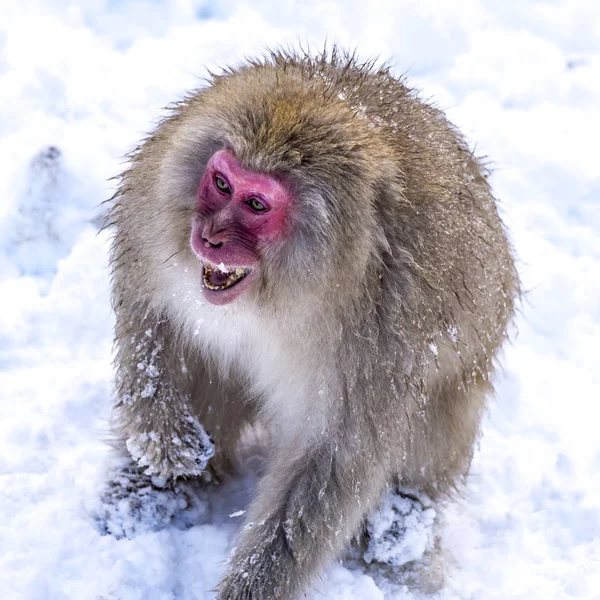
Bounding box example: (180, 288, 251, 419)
(246, 198, 269, 213)
(214, 175, 231, 194)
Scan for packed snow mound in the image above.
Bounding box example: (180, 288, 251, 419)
(1, 145, 102, 278)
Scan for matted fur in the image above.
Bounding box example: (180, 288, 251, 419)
(106, 48, 519, 599)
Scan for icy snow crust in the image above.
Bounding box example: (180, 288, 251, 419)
(1, 1, 599, 598)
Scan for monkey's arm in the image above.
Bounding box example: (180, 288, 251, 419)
(113, 314, 214, 481)
(217, 433, 386, 600)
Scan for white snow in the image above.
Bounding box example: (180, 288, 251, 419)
(1, 1, 599, 599)
(364, 492, 436, 567)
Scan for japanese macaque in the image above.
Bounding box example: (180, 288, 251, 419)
(107, 48, 519, 599)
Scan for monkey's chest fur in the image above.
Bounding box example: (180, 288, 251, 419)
(161, 257, 334, 450)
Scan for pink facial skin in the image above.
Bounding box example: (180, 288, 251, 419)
(190, 149, 294, 305)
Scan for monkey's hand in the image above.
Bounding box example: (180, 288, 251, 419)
(124, 409, 215, 482)
(114, 320, 215, 482)
(216, 443, 384, 600)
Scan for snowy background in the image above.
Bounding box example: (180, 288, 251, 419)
(1, 0, 599, 598)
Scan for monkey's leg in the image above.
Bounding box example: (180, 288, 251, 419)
(113, 315, 215, 482)
(216, 439, 387, 600)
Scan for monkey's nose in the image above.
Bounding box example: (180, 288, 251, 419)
(203, 237, 223, 249)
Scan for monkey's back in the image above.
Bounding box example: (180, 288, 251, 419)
(325, 55, 519, 491)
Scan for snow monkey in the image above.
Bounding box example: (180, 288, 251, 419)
(107, 49, 519, 599)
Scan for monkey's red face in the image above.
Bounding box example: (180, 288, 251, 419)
(190, 149, 294, 305)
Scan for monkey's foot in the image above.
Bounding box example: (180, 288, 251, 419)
(125, 412, 215, 481)
(364, 489, 436, 567)
(94, 459, 208, 539)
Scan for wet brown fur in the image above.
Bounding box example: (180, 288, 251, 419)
(107, 48, 519, 599)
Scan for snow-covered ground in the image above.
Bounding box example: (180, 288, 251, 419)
(1, 1, 599, 598)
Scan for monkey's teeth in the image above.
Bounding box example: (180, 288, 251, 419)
(202, 263, 249, 291)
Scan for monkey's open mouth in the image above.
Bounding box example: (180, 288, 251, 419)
(202, 262, 250, 291)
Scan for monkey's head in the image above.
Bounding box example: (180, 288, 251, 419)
(190, 148, 295, 306)
(154, 62, 398, 312)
